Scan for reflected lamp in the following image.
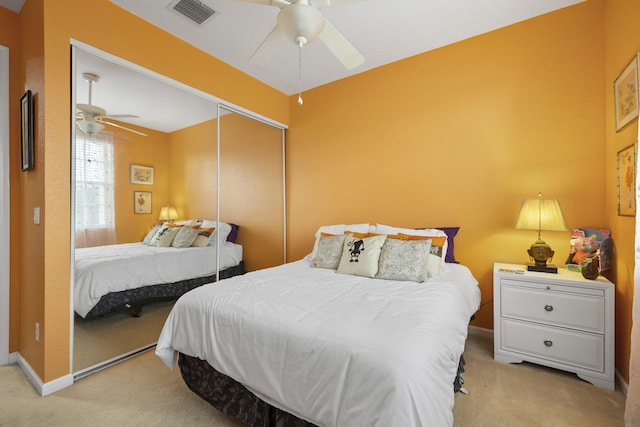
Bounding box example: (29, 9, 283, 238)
(159, 205, 179, 224)
(514, 192, 568, 273)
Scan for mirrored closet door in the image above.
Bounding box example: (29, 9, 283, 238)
(71, 45, 286, 378)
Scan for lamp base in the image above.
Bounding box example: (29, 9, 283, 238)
(526, 263, 558, 274)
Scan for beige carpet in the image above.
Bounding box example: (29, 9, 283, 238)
(0, 331, 626, 426)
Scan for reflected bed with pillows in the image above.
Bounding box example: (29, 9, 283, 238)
(74, 220, 244, 319)
(156, 223, 480, 427)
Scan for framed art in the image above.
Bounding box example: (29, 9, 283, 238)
(130, 164, 154, 185)
(617, 142, 637, 216)
(20, 90, 34, 171)
(134, 191, 152, 214)
(614, 53, 640, 132)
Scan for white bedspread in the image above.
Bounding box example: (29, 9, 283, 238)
(156, 257, 480, 427)
(74, 241, 243, 317)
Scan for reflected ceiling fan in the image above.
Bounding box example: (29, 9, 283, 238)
(76, 72, 147, 137)
(236, 0, 366, 70)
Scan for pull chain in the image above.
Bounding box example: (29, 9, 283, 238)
(297, 39, 304, 105)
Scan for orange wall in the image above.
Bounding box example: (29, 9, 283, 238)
(113, 124, 171, 243)
(9, 0, 289, 383)
(604, 0, 639, 383)
(168, 115, 285, 271)
(287, 2, 606, 339)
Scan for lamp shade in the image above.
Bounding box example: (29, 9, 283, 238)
(514, 195, 568, 232)
(158, 205, 179, 222)
(77, 120, 104, 136)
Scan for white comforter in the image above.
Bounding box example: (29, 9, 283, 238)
(74, 241, 243, 317)
(156, 257, 480, 427)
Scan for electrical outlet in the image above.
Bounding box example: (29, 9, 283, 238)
(35, 323, 39, 342)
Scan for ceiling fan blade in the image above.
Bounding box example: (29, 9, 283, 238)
(103, 114, 139, 119)
(250, 25, 286, 66)
(318, 19, 364, 70)
(77, 103, 107, 117)
(97, 119, 148, 137)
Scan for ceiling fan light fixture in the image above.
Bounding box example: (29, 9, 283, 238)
(277, 2, 325, 45)
(77, 120, 105, 136)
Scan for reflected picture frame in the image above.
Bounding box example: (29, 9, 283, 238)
(20, 90, 34, 171)
(134, 191, 152, 214)
(130, 164, 154, 185)
(614, 53, 640, 132)
(617, 142, 637, 216)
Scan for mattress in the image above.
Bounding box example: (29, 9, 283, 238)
(74, 241, 243, 318)
(156, 256, 480, 426)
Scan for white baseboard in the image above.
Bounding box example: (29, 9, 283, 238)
(616, 369, 629, 396)
(16, 352, 73, 396)
(8, 351, 18, 364)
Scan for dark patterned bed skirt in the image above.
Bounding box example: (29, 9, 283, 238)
(79, 261, 246, 319)
(177, 350, 467, 427)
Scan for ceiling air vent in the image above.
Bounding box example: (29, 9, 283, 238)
(169, 0, 218, 26)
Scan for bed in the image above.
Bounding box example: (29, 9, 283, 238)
(74, 222, 244, 319)
(156, 224, 480, 426)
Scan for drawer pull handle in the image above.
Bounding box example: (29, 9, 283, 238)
(544, 305, 554, 312)
(544, 340, 553, 347)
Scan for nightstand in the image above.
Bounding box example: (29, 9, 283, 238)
(493, 262, 615, 390)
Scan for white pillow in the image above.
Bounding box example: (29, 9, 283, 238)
(375, 224, 446, 237)
(337, 234, 387, 278)
(142, 225, 161, 245)
(200, 220, 233, 245)
(174, 219, 200, 226)
(310, 223, 370, 259)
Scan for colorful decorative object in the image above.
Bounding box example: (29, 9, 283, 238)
(565, 228, 611, 276)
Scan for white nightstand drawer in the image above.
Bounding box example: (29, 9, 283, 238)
(501, 318, 604, 372)
(501, 284, 605, 333)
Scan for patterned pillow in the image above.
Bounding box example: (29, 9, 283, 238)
(337, 234, 387, 278)
(376, 238, 432, 282)
(310, 234, 347, 269)
(150, 225, 180, 247)
(191, 227, 215, 247)
(171, 226, 200, 248)
(142, 225, 161, 245)
(396, 234, 448, 278)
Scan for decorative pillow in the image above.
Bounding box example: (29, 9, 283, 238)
(376, 238, 432, 282)
(142, 225, 161, 245)
(310, 234, 347, 269)
(191, 227, 215, 247)
(310, 223, 370, 259)
(337, 234, 387, 278)
(171, 226, 200, 248)
(395, 234, 448, 278)
(150, 225, 180, 247)
(227, 223, 239, 243)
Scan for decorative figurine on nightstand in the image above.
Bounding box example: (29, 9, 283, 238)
(565, 228, 612, 280)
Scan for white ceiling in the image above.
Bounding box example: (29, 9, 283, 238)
(108, 0, 584, 95)
(1, 0, 584, 133)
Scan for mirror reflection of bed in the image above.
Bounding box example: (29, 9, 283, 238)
(72, 46, 286, 376)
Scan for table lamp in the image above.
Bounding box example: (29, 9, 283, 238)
(159, 205, 179, 224)
(514, 192, 568, 273)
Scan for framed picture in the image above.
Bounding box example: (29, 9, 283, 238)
(617, 142, 637, 216)
(614, 53, 640, 132)
(130, 164, 154, 185)
(20, 90, 34, 171)
(134, 191, 152, 214)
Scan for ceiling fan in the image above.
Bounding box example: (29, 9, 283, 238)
(76, 72, 147, 137)
(236, 0, 366, 70)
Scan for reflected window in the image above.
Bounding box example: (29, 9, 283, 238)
(75, 131, 116, 247)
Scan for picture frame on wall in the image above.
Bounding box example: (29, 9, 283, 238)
(130, 164, 154, 185)
(134, 191, 152, 214)
(617, 142, 637, 216)
(20, 90, 34, 171)
(614, 53, 640, 132)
